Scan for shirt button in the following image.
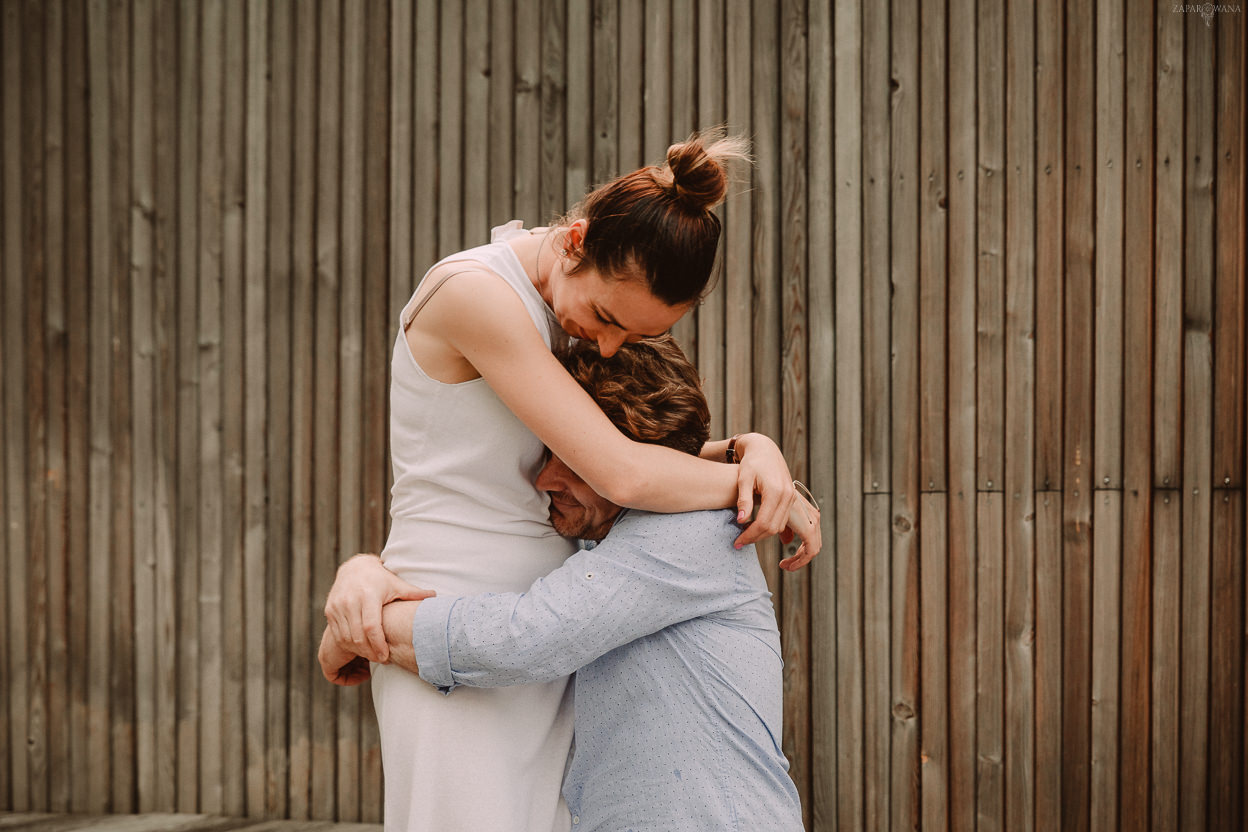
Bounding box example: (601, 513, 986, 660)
(572, 816, 579, 825)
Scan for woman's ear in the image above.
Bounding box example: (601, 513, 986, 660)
(564, 218, 588, 256)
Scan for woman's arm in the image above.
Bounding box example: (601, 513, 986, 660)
(419, 271, 809, 549)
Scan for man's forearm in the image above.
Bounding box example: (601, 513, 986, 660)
(381, 600, 421, 674)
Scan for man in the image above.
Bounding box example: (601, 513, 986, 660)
(320, 336, 807, 831)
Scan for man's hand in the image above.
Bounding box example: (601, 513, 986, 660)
(324, 554, 436, 663)
(319, 625, 372, 686)
(778, 492, 821, 571)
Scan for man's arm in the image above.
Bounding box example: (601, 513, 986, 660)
(318, 600, 421, 684)
(412, 510, 764, 691)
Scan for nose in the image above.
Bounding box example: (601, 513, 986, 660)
(597, 330, 626, 357)
(536, 454, 571, 491)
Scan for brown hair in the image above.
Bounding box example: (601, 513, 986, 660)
(563, 128, 751, 307)
(558, 335, 710, 457)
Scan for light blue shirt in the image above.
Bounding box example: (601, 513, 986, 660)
(411, 508, 804, 831)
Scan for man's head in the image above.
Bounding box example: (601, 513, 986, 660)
(539, 335, 711, 541)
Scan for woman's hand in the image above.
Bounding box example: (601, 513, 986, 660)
(323, 554, 436, 664)
(318, 625, 371, 686)
(729, 433, 822, 566)
(778, 492, 821, 571)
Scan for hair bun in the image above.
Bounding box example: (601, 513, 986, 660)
(662, 128, 751, 211)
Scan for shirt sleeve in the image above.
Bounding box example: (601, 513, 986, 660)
(410, 509, 754, 690)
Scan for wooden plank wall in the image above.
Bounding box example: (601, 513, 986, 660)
(1, 1, 1245, 828)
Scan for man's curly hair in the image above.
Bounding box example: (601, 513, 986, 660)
(558, 335, 710, 457)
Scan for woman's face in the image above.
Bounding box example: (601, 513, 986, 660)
(552, 266, 690, 357)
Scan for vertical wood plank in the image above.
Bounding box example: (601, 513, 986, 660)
(360, 0, 391, 817)
(20, 0, 49, 812)
(174, 0, 201, 811)
(780, 0, 811, 823)
(0, 0, 11, 800)
(285, 0, 318, 816)
(563, 0, 590, 208)
(437, 0, 463, 254)
(1153, 0, 1184, 489)
(919, 492, 949, 832)
(1094, 0, 1125, 490)
(1033, 0, 1063, 490)
(750, 0, 779, 596)
(63, 0, 92, 811)
(312, 0, 343, 819)
(668, 0, 696, 355)
(1090, 491, 1122, 832)
(805, 0, 836, 824)
(616, 0, 642, 171)
(265, 0, 295, 817)
(106, 0, 135, 813)
(129, 0, 157, 813)
(591, 0, 618, 188)
(1118, 0, 1155, 824)
(335, 1, 365, 820)
(863, 494, 891, 832)
(888, 0, 921, 825)
(1151, 490, 1181, 832)
(722, 0, 752, 441)
(413, 0, 439, 263)
(538, 0, 566, 223)
(862, 0, 890, 497)
(489, 0, 515, 223)
(1208, 10, 1245, 826)
(221, 0, 249, 813)
(694, 0, 724, 435)
(1062, 0, 1096, 828)
(243, 0, 270, 816)
(513, 0, 540, 224)
(975, 493, 1005, 832)
(1034, 492, 1063, 831)
(1178, 14, 1215, 831)
(1209, 492, 1245, 830)
(389, 0, 413, 330)
(946, 0, 977, 824)
(2, 0, 30, 812)
(1212, 0, 1245, 489)
(641, 0, 671, 167)
(833, 0, 863, 825)
(463, 0, 489, 239)
(42, 0, 72, 814)
(151, 0, 179, 812)
(196, 0, 225, 813)
(976, 0, 1005, 494)
(918, 0, 947, 494)
(1003, 0, 1036, 829)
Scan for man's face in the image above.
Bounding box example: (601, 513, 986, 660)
(536, 453, 622, 542)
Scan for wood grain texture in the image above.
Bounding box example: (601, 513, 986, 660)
(0, 2, 1243, 824)
(1003, 0, 1036, 828)
(1118, 0, 1155, 826)
(1062, 0, 1096, 828)
(1090, 492, 1121, 832)
(920, 493, 949, 832)
(1179, 16, 1216, 831)
(833, 0, 863, 820)
(888, 0, 922, 826)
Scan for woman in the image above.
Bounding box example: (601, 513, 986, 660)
(321, 131, 820, 831)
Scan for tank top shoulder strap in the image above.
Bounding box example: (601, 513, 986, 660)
(406, 268, 477, 324)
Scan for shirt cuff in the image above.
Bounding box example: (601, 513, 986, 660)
(410, 595, 461, 693)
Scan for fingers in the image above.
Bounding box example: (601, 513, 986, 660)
(361, 605, 389, 664)
(735, 470, 757, 527)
